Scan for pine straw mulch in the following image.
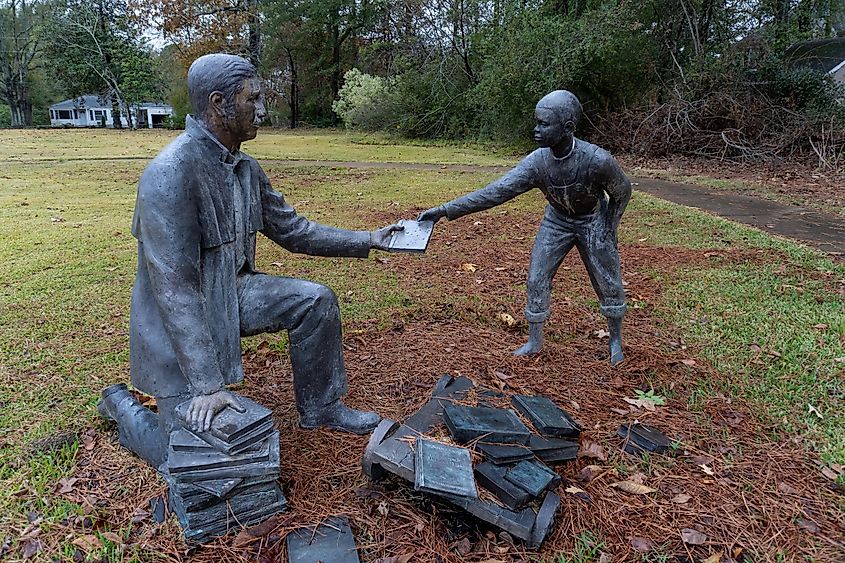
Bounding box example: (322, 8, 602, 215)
(39, 210, 845, 562)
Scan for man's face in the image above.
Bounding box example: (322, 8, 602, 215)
(226, 77, 266, 142)
(533, 107, 570, 148)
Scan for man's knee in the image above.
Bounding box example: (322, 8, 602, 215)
(307, 283, 338, 312)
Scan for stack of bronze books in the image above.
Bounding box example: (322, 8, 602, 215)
(164, 395, 287, 544)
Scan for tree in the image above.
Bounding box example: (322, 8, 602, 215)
(0, 0, 49, 126)
(49, 0, 163, 128)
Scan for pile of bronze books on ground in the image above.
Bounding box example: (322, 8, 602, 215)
(163, 394, 288, 544)
(363, 375, 585, 548)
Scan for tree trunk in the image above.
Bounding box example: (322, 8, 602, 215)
(286, 47, 299, 129)
(248, 0, 261, 66)
(331, 23, 341, 104)
(111, 99, 123, 128)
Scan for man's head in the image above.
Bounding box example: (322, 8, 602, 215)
(187, 53, 266, 145)
(533, 90, 581, 149)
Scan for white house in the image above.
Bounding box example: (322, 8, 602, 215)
(786, 38, 845, 86)
(49, 95, 174, 128)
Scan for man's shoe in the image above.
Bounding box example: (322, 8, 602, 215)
(97, 383, 131, 421)
(299, 401, 381, 435)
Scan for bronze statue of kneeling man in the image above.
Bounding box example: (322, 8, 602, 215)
(419, 90, 631, 365)
(99, 53, 403, 469)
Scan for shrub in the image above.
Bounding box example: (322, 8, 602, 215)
(332, 69, 394, 130)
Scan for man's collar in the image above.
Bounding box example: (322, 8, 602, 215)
(186, 115, 243, 165)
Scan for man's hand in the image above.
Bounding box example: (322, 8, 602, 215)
(186, 390, 245, 432)
(370, 223, 404, 251)
(417, 206, 447, 224)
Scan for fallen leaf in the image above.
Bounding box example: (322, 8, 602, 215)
(375, 256, 390, 264)
(623, 397, 656, 411)
(629, 536, 655, 553)
(461, 263, 478, 272)
(564, 485, 592, 504)
(451, 538, 472, 556)
(497, 312, 516, 327)
(699, 464, 715, 476)
(375, 556, 415, 563)
(80, 434, 95, 451)
(579, 440, 607, 461)
(100, 531, 122, 545)
(628, 472, 647, 485)
(610, 407, 629, 415)
(689, 454, 714, 465)
(578, 465, 603, 483)
(270, 262, 283, 268)
(813, 323, 828, 330)
(55, 477, 78, 494)
(679, 358, 697, 366)
(610, 481, 657, 495)
(20, 539, 42, 559)
(594, 329, 610, 339)
(808, 404, 823, 419)
(130, 508, 150, 524)
(702, 553, 721, 563)
(796, 518, 820, 534)
(671, 493, 691, 504)
(565, 485, 587, 495)
(71, 535, 100, 552)
(377, 501, 389, 516)
(820, 467, 840, 481)
(681, 528, 707, 545)
(493, 370, 515, 381)
(777, 482, 800, 495)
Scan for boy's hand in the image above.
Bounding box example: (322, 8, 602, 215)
(370, 223, 405, 251)
(186, 390, 245, 432)
(417, 206, 447, 224)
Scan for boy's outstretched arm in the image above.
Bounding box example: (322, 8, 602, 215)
(418, 155, 540, 223)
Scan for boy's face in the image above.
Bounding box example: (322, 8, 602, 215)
(533, 106, 572, 148)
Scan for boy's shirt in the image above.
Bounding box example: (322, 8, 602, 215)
(443, 138, 628, 220)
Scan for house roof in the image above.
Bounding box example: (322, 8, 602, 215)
(49, 95, 173, 111)
(785, 38, 845, 74)
(49, 95, 111, 110)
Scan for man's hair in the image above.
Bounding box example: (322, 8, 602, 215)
(187, 54, 257, 118)
(536, 90, 582, 128)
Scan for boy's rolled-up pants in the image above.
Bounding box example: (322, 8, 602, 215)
(524, 203, 626, 323)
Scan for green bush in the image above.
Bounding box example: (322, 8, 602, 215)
(332, 69, 394, 130)
(0, 105, 10, 128)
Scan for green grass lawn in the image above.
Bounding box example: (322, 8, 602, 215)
(1, 129, 843, 560)
(1, 128, 519, 166)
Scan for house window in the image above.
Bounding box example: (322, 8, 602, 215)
(57, 110, 72, 119)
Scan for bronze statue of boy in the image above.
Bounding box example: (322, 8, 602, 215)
(98, 54, 402, 468)
(420, 90, 631, 364)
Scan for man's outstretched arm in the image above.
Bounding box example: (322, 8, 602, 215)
(419, 154, 540, 223)
(258, 170, 401, 255)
